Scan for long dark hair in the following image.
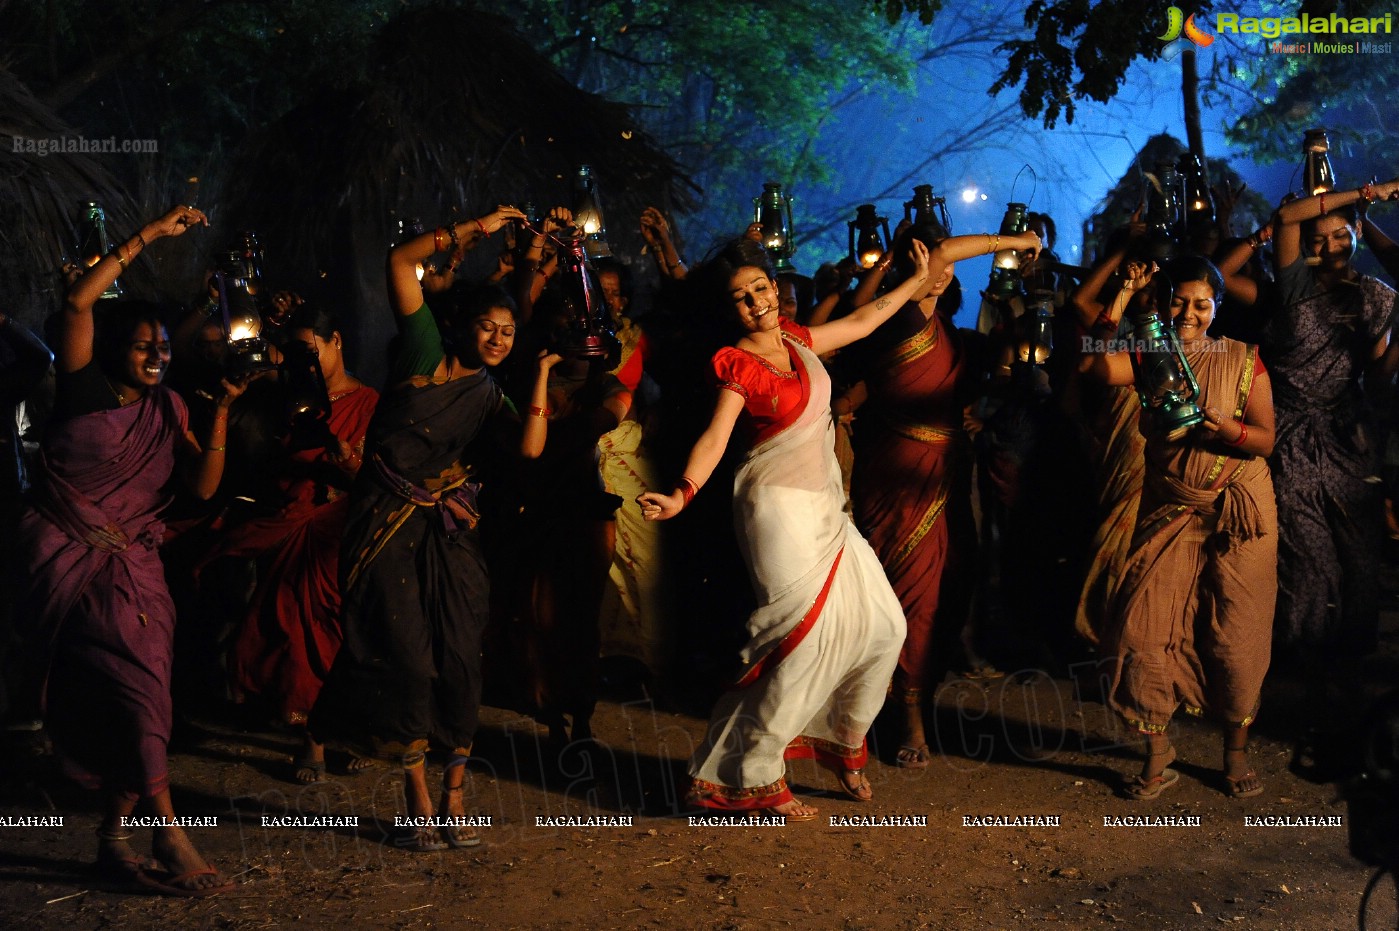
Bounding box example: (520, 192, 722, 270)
(286, 302, 340, 340)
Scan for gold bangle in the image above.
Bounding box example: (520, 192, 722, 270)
(207, 445, 226, 452)
(985, 233, 993, 254)
(992, 234, 1001, 253)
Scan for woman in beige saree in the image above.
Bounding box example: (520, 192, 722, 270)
(1084, 256, 1277, 800)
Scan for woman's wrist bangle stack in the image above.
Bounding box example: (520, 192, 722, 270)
(985, 233, 1001, 255)
(529, 405, 551, 418)
(1225, 422, 1248, 446)
(1360, 182, 1378, 204)
(678, 476, 699, 508)
(433, 228, 448, 252)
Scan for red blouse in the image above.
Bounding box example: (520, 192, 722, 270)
(712, 320, 813, 430)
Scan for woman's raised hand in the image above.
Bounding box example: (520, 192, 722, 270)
(145, 205, 209, 240)
(542, 207, 573, 235)
(640, 206, 671, 243)
(481, 205, 526, 235)
(908, 238, 931, 283)
(1122, 260, 1158, 293)
(535, 348, 564, 376)
(1017, 231, 1044, 264)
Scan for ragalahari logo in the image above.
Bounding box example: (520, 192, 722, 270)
(1160, 6, 1214, 58)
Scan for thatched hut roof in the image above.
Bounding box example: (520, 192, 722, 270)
(224, 6, 697, 383)
(0, 69, 141, 328)
(1083, 133, 1268, 263)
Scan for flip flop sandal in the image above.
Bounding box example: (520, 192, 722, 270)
(135, 866, 235, 898)
(896, 744, 932, 769)
(1225, 769, 1265, 799)
(762, 799, 819, 822)
(292, 758, 326, 784)
(1123, 767, 1180, 801)
(393, 825, 448, 852)
(442, 823, 482, 848)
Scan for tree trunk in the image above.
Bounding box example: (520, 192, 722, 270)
(1181, 48, 1208, 187)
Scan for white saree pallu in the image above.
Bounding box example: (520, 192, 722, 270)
(689, 334, 906, 811)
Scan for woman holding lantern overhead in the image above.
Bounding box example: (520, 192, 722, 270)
(1267, 180, 1399, 662)
(848, 218, 1042, 770)
(310, 205, 556, 851)
(1083, 256, 1277, 800)
(22, 205, 243, 895)
(637, 234, 933, 819)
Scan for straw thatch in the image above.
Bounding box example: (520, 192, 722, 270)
(0, 69, 140, 328)
(222, 5, 698, 384)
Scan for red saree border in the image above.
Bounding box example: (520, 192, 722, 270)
(735, 546, 845, 688)
(880, 310, 939, 369)
(785, 735, 868, 772)
(687, 776, 792, 811)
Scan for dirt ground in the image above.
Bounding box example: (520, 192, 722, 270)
(2, 613, 1397, 930)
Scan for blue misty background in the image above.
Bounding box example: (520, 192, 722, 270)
(675, 13, 1360, 329)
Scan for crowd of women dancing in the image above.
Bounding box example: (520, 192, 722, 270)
(2, 172, 1398, 894)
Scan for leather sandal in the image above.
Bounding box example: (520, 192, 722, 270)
(838, 768, 873, 802)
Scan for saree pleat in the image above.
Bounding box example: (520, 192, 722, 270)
(1104, 339, 1277, 734)
(850, 305, 969, 688)
(689, 328, 905, 810)
(21, 389, 185, 797)
(310, 372, 500, 761)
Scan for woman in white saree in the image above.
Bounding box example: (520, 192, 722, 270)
(638, 236, 934, 819)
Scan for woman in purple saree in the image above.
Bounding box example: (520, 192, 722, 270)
(20, 206, 241, 895)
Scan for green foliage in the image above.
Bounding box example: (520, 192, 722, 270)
(495, 0, 916, 238)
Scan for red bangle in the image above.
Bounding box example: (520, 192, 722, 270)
(1225, 422, 1248, 446)
(475, 218, 489, 237)
(1318, 193, 1327, 217)
(433, 228, 447, 252)
(678, 476, 698, 508)
(1361, 182, 1378, 205)
(529, 405, 551, 418)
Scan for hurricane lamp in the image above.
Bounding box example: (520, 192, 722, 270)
(573, 165, 612, 259)
(987, 202, 1028, 300)
(753, 182, 796, 273)
(848, 204, 891, 269)
(1302, 129, 1336, 197)
(1127, 280, 1204, 440)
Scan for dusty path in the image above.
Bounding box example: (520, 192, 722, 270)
(3, 644, 1395, 931)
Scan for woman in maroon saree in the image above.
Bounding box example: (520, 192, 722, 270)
(849, 221, 1043, 769)
(214, 305, 378, 780)
(21, 205, 240, 895)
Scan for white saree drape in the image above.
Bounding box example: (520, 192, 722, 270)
(690, 335, 906, 809)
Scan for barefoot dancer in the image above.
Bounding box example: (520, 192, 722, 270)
(639, 236, 930, 818)
(1085, 257, 1277, 800)
(22, 205, 240, 894)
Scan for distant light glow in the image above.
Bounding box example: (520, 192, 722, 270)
(961, 187, 978, 204)
(980, 194, 988, 201)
